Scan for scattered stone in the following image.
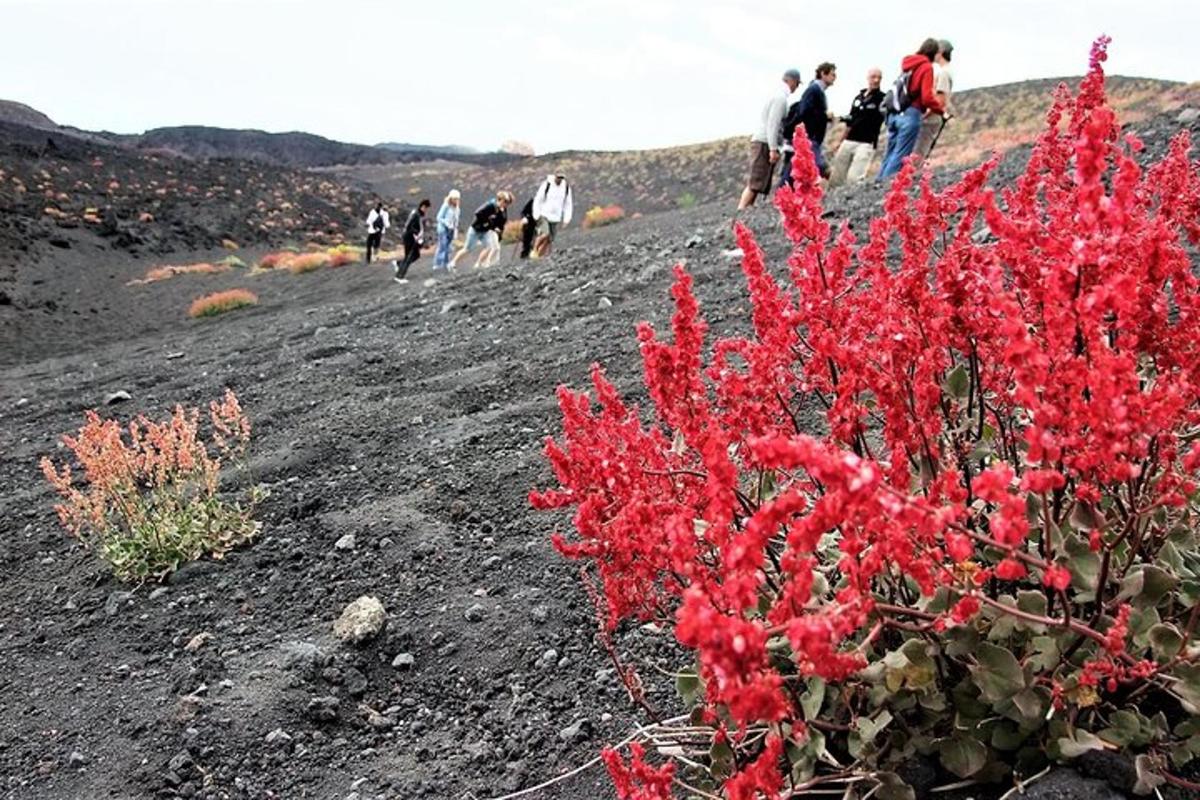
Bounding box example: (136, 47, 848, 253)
(305, 695, 339, 723)
(265, 728, 292, 747)
(558, 719, 591, 743)
(343, 667, 368, 697)
(281, 640, 327, 672)
(366, 709, 394, 730)
(481, 555, 502, 570)
(440, 300, 457, 314)
(104, 590, 133, 617)
(530, 605, 549, 623)
(334, 534, 356, 551)
(722, 248, 745, 259)
(684, 234, 704, 249)
(597, 296, 612, 309)
(391, 652, 415, 670)
(333, 596, 387, 644)
(463, 603, 486, 622)
(165, 352, 185, 360)
(148, 587, 169, 601)
(184, 632, 213, 652)
(68, 751, 87, 768)
(104, 390, 132, 405)
(537, 648, 558, 669)
(1177, 108, 1200, 125)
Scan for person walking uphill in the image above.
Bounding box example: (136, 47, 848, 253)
(393, 199, 430, 284)
(877, 38, 945, 180)
(532, 174, 573, 256)
(738, 68, 801, 210)
(364, 200, 389, 264)
(914, 39, 955, 164)
(451, 191, 512, 269)
(828, 68, 886, 187)
(780, 62, 837, 186)
(433, 190, 460, 271)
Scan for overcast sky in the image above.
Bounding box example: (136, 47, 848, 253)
(2, 0, 1197, 154)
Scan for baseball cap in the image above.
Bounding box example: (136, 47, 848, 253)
(783, 68, 801, 82)
(938, 39, 954, 57)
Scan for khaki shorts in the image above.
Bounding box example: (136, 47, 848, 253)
(747, 141, 776, 195)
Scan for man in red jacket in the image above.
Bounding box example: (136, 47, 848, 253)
(877, 38, 945, 180)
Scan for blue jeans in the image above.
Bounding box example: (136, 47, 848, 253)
(878, 107, 923, 180)
(778, 138, 827, 187)
(434, 226, 454, 268)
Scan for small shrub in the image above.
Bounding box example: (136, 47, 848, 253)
(286, 252, 329, 273)
(40, 390, 261, 581)
(534, 39, 1200, 798)
(216, 255, 246, 269)
(130, 262, 229, 285)
(221, 238, 239, 250)
(583, 204, 626, 229)
(676, 191, 697, 209)
(188, 289, 258, 317)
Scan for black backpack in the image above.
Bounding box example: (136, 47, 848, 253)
(781, 100, 803, 142)
(372, 210, 385, 232)
(884, 68, 915, 114)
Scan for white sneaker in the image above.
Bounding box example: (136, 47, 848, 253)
(394, 277, 409, 285)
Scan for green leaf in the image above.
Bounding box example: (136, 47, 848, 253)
(1016, 590, 1049, 633)
(1134, 754, 1166, 794)
(800, 678, 825, 720)
(971, 642, 1026, 704)
(1064, 533, 1101, 598)
(709, 738, 735, 780)
(1028, 635, 1061, 673)
(937, 736, 988, 778)
(676, 671, 702, 707)
(1149, 623, 1184, 661)
(1174, 664, 1200, 714)
(990, 720, 1029, 751)
(1011, 687, 1045, 723)
(1100, 710, 1142, 747)
(945, 624, 980, 657)
(945, 364, 970, 399)
(1069, 502, 1106, 531)
(1057, 728, 1106, 759)
(874, 772, 916, 800)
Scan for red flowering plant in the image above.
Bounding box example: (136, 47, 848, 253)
(41, 390, 263, 582)
(532, 39, 1200, 799)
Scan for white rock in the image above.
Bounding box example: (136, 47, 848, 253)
(333, 596, 387, 644)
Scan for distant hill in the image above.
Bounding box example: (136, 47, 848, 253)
(0, 99, 56, 130)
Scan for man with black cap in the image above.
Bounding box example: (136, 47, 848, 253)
(914, 39, 955, 164)
(738, 68, 800, 210)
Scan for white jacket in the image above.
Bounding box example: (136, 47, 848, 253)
(532, 176, 573, 225)
(366, 208, 389, 234)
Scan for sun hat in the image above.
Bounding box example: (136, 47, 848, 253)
(448, 189, 460, 200)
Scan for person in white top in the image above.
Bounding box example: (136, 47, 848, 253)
(738, 68, 801, 210)
(914, 39, 955, 164)
(532, 174, 573, 255)
(364, 201, 390, 264)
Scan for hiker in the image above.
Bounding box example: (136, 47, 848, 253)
(780, 62, 837, 186)
(532, 174, 573, 256)
(393, 199, 430, 284)
(518, 197, 537, 259)
(364, 200, 389, 264)
(433, 190, 460, 271)
(877, 38, 945, 180)
(828, 68, 886, 187)
(914, 39, 955, 164)
(451, 191, 512, 269)
(737, 68, 801, 210)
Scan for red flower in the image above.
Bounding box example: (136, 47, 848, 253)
(1043, 565, 1072, 592)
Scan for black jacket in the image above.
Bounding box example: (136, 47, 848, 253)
(471, 201, 507, 233)
(842, 88, 887, 147)
(403, 208, 424, 242)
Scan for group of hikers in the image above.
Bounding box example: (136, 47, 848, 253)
(739, 37, 954, 209)
(363, 174, 574, 283)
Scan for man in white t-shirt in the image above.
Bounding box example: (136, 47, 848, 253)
(914, 39, 954, 164)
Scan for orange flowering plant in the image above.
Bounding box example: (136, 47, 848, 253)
(40, 390, 263, 581)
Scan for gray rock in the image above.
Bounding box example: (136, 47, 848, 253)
(684, 234, 704, 249)
(537, 648, 558, 669)
(391, 652, 415, 670)
(597, 296, 612, 309)
(463, 603, 486, 622)
(333, 596, 387, 644)
(68, 751, 87, 768)
(104, 591, 133, 617)
(343, 667, 368, 697)
(481, 555, 502, 570)
(334, 534, 356, 551)
(1177, 108, 1200, 125)
(366, 710, 394, 730)
(265, 728, 292, 747)
(558, 719, 591, 743)
(530, 605, 549, 623)
(1023, 768, 1124, 800)
(104, 390, 132, 405)
(281, 641, 327, 672)
(305, 695, 339, 723)
(148, 587, 169, 601)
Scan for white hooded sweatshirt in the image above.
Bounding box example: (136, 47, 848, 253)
(532, 176, 573, 225)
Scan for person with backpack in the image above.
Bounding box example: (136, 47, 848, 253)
(393, 199, 430, 284)
(364, 200, 389, 264)
(738, 68, 801, 210)
(828, 68, 886, 187)
(532, 174, 573, 256)
(432, 190, 460, 271)
(877, 38, 945, 180)
(914, 39, 955, 164)
(451, 191, 512, 270)
(780, 62, 837, 187)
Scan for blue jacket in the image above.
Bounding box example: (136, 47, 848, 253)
(436, 201, 460, 233)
